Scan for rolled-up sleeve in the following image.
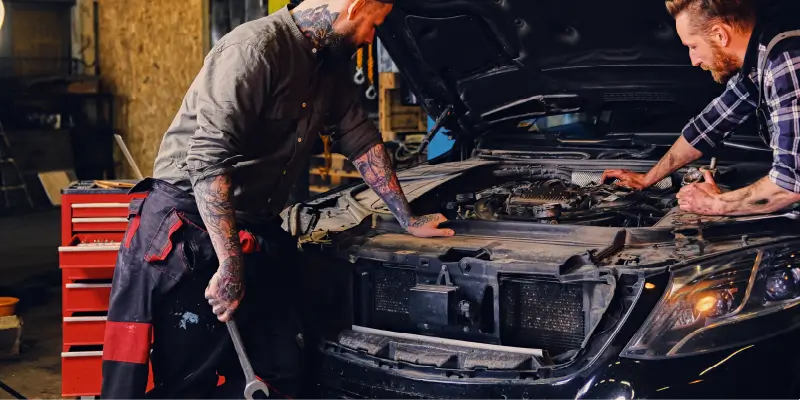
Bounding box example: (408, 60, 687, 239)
(186, 43, 269, 186)
(682, 72, 758, 154)
(327, 69, 382, 160)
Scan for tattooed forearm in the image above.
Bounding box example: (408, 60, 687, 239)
(353, 144, 414, 228)
(644, 136, 702, 186)
(714, 177, 800, 215)
(193, 174, 244, 302)
(291, 4, 341, 48)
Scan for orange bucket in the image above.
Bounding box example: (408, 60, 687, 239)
(0, 297, 19, 317)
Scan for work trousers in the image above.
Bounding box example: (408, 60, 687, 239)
(100, 178, 304, 399)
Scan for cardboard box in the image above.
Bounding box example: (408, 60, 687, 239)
(0, 315, 23, 357)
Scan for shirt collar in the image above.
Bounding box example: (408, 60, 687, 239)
(278, 4, 321, 59)
(741, 17, 764, 76)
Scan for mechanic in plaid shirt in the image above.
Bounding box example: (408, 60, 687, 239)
(602, 0, 800, 216)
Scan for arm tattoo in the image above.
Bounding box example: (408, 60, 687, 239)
(193, 174, 243, 302)
(353, 144, 415, 228)
(715, 176, 800, 215)
(291, 5, 341, 48)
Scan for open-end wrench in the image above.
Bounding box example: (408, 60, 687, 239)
(227, 320, 269, 399)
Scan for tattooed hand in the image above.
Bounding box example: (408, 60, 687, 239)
(353, 144, 456, 238)
(192, 173, 245, 322)
(204, 256, 245, 322)
(601, 169, 651, 190)
(407, 213, 455, 238)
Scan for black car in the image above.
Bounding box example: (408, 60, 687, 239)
(281, 0, 800, 398)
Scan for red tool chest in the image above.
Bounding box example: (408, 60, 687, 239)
(59, 180, 230, 397)
(58, 180, 151, 398)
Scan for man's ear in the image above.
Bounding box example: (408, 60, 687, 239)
(347, 0, 366, 20)
(709, 24, 731, 47)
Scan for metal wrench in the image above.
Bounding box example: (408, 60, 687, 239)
(227, 320, 270, 399)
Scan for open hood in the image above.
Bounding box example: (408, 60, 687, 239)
(376, 0, 725, 136)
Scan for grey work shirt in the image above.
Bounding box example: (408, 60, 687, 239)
(153, 6, 381, 224)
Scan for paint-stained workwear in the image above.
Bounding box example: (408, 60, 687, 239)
(100, 178, 303, 399)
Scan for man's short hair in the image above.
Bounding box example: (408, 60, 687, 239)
(665, 0, 756, 33)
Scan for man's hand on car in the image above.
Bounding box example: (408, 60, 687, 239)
(601, 169, 651, 190)
(406, 213, 455, 238)
(676, 170, 723, 215)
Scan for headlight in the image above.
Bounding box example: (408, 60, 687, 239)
(621, 241, 800, 359)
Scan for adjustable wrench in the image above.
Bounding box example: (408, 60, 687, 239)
(227, 320, 269, 399)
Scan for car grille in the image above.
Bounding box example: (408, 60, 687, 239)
(500, 276, 586, 355)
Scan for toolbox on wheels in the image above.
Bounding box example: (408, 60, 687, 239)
(59, 181, 153, 397)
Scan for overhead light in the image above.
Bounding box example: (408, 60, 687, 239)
(0, 1, 5, 31)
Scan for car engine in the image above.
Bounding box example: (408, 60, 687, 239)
(449, 169, 677, 227)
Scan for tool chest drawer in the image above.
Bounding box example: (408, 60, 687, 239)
(61, 349, 104, 397)
(61, 348, 156, 397)
(63, 315, 107, 347)
(59, 233, 123, 281)
(71, 217, 130, 233)
(63, 281, 113, 313)
(71, 202, 131, 218)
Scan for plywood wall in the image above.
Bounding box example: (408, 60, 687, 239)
(78, 0, 207, 178)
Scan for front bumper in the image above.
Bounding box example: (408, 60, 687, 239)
(319, 332, 800, 400)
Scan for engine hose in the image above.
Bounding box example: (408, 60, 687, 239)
(492, 166, 572, 182)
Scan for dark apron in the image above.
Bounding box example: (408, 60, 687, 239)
(100, 178, 303, 399)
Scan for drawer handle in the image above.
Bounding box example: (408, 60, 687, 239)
(72, 203, 130, 208)
(58, 245, 121, 252)
(65, 283, 113, 289)
(61, 351, 103, 358)
(64, 316, 108, 322)
(72, 218, 129, 223)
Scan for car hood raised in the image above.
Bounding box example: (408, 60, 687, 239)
(376, 0, 724, 136)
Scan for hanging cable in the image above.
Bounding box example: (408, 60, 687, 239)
(353, 47, 365, 85)
(365, 43, 376, 100)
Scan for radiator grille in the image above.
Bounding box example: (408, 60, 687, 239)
(500, 276, 585, 355)
(373, 266, 417, 327)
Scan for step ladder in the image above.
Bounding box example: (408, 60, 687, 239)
(0, 124, 34, 211)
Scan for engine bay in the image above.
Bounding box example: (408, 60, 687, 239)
(443, 166, 678, 228)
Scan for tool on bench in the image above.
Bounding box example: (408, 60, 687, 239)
(227, 319, 269, 399)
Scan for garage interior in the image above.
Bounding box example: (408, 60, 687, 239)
(2, 0, 800, 398)
(0, 0, 446, 397)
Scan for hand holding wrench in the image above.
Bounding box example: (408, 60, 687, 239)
(227, 320, 270, 399)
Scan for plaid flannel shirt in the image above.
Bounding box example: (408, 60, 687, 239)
(682, 37, 800, 193)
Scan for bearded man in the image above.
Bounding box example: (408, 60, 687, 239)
(602, 0, 800, 216)
(99, 0, 455, 398)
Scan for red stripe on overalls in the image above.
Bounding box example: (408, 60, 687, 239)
(103, 321, 152, 364)
(123, 215, 141, 249)
(146, 217, 184, 263)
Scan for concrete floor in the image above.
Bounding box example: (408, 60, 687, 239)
(0, 209, 63, 399)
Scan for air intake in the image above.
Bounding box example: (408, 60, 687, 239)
(500, 275, 586, 355)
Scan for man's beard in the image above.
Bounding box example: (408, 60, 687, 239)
(704, 41, 740, 84)
(324, 28, 358, 63)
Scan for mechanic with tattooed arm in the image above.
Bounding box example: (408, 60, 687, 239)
(99, 0, 454, 398)
(602, 0, 800, 216)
